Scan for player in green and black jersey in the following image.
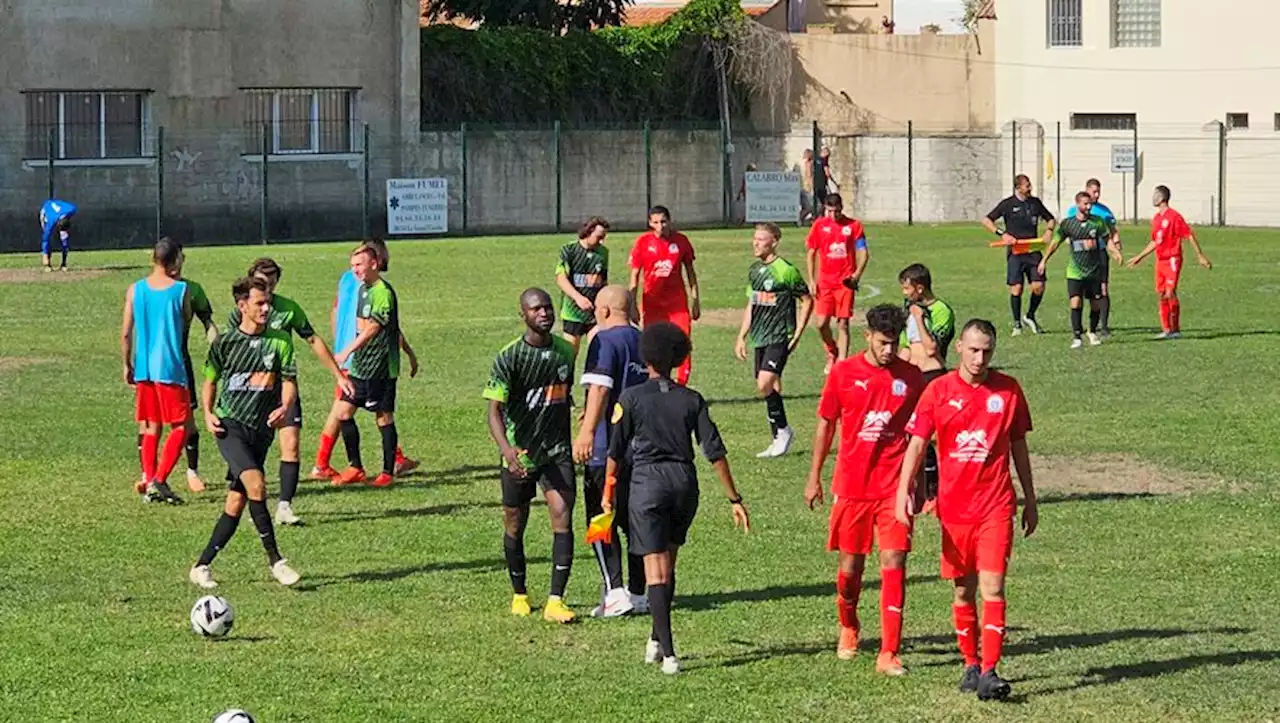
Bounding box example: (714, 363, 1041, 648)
(897, 263, 956, 510)
(554, 217, 610, 354)
(1040, 192, 1123, 348)
(189, 276, 300, 590)
(484, 288, 579, 624)
(734, 223, 813, 459)
(231, 259, 353, 525)
(332, 246, 419, 488)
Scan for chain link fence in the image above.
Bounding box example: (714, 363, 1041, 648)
(0, 118, 1262, 252)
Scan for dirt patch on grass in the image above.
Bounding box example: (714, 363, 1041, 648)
(0, 357, 60, 373)
(0, 268, 109, 284)
(697, 307, 869, 330)
(1033, 453, 1232, 499)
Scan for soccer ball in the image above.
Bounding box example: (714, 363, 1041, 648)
(212, 710, 255, 723)
(190, 595, 234, 637)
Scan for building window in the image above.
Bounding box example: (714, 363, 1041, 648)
(1047, 0, 1082, 47)
(1227, 113, 1249, 131)
(1070, 113, 1136, 131)
(243, 88, 358, 155)
(24, 90, 150, 160)
(1273, 113, 1280, 131)
(1113, 0, 1160, 47)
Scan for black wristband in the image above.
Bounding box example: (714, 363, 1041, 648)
(728, 495, 744, 505)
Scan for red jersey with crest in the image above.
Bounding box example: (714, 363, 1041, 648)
(1151, 207, 1192, 260)
(905, 370, 1032, 524)
(818, 354, 924, 501)
(805, 216, 866, 289)
(630, 232, 695, 314)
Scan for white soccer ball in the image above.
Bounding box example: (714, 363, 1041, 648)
(190, 595, 234, 637)
(212, 710, 255, 723)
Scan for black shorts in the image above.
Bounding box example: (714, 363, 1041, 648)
(627, 462, 700, 556)
(563, 318, 595, 338)
(215, 419, 274, 493)
(343, 376, 397, 414)
(753, 343, 790, 377)
(584, 464, 631, 533)
(501, 458, 576, 508)
(1006, 251, 1045, 286)
(1100, 255, 1111, 285)
(1067, 277, 1103, 300)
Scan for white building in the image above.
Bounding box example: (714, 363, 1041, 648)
(994, 0, 1280, 224)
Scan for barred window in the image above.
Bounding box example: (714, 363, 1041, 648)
(1070, 113, 1136, 131)
(1113, 0, 1160, 47)
(243, 88, 357, 155)
(1047, 0, 1082, 47)
(1227, 113, 1249, 131)
(24, 91, 149, 159)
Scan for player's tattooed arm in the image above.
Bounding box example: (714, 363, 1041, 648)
(684, 257, 701, 321)
(1011, 437, 1037, 537)
(627, 266, 642, 324)
(120, 285, 136, 385)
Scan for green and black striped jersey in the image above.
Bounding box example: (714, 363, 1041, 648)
(228, 293, 316, 341)
(555, 242, 609, 323)
(747, 256, 810, 348)
(350, 279, 400, 380)
(1056, 214, 1114, 281)
(901, 298, 956, 362)
(482, 336, 575, 467)
(203, 326, 297, 429)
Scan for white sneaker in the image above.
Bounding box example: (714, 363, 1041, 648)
(1087, 332, 1102, 346)
(1011, 325, 1022, 337)
(276, 501, 302, 526)
(271, 559, 301, 587)
(1070, 338, 1083, 350)
(1022, 317, 1040, 334)
(189, 565, 217, 589)
(591, 588, 635, 618)
(661, 656, 680, 675)
(1154, 332, 1170, 341)
(756, 436, 780, 458)
(774, 426, 795, 456)
(644, 639, 662, 664)
(629, 592, 650, 615)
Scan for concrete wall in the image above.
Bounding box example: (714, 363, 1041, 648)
(806, 0, 894, 32)
(0, 0, 419, 249)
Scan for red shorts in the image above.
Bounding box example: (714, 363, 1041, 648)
(815, 285, 855, 319)
(135, 382, 191, 425)
(643, 305, 692, 384)
(826, 496, 912, 555)
(1155, 256, 1182, 293)
(333, 370, 350, 400)
(940, 514, 1014, 579)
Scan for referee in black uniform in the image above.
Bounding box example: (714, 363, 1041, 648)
(982, 174, 1056, 336)
(603, 322, 750, 675)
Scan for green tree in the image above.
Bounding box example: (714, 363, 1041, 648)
(423, 0, 634, 33)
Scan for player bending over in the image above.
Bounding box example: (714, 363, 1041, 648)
(230, 259, 353, 525)
(628, 206, 701, 385)
(39, 199, 76, 272)
(603, 322, 750, 675)
(485, 288, 579, 624)
(806, 304, 923, 675)
(982, 175, 1054, 335)
(1039, 192, 1122, 349)
(736, 222, 813, 458)
(312, 239, 417, 480)
(1126, 185, 1212, 340)
(331, 245, 419, 488)
(805, 194, 868, 371)
(556, 217, 610, 356)
(189, 276, 301, 589)
(897, 264, 956, 512)
(573, 285, 648, 617)
(895, 319, 1038, 701)
(121, 237, 193, 505)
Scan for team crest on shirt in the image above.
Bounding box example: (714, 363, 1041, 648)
(263, 352, 276, 368)
(557, 365, 569, 381)
(891, 379, 907, 397)
(842, 225, 853, 236)
(612, 403, 624, 424)
(764, 278, 775, 291)
(1162, 219, 1170, 228)
(986, 395, 1004, 413)
(668, 243, 679, 254)
(270, 318, 284, 330)
(249, 338, 261, 349)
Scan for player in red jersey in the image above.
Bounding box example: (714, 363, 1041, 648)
(805, 194, 869, 372)
(895, 318, 1038, 701)
(1126, 185, 1212, 340)
(806, 304, 924, 676)
(628, 206, 701, 385)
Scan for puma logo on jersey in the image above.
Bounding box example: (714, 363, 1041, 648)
(858, 410, 893, 441)
(948, 399, 964, 410)
(854, 380, 869, 390)
(951, 430, 991, 463)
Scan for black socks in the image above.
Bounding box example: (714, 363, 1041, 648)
(248, 499, 282, 566)
(765, 392, 788, 433)
(279, 461, 300, 504)
(551, 531, 574, 598)
(339, 419, 362, 470)
(504, 534, 527, 595)
(197, 513, 241, 567)
(648, 582, 675, 658)
(379, 423, 398, 476)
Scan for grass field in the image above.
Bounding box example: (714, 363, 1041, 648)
(1, 224, 1279, 722)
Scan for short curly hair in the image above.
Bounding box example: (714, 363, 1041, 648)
(640, 322, 690, 378)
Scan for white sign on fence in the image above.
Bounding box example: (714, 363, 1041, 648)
(745, 171, 801, 223)
(386, 178, 449, 235)
(1111, 144, 1136, 174)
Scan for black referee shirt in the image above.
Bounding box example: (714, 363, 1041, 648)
(987, 194, 1054, 239)
(608, 378, 727, 468)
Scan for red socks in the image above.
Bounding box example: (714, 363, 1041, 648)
(836, 571, 862, 631)
(953, 603, 979, 667)
(156, 426, 188, 482)
(395, 445, 407, 465)
(1168, 298, 1181, 332)
(879, 567, 906, 655)
(316, 433, 338, 469)
(1158, 298, 1171, 332)
(140, 433, 160, 482)
(981, 599, 1007, 673)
